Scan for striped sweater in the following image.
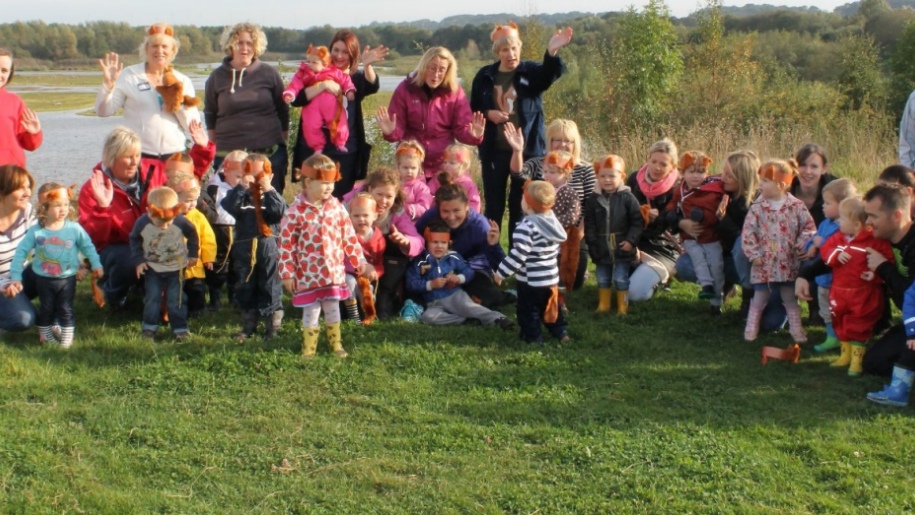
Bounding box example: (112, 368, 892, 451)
(0, 204, 34, 288)
(498, 211, 567, 287)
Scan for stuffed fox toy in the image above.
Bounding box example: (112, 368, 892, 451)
(156, 65, 200, 113)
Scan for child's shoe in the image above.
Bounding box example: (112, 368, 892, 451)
(174, 331, 191, 342)
(866, 365, 915, 407)
(400, 300, 423, 323)
(58, 326, 74, 349)
(848, 344, 867, 377)
(831, 341, 852, 367)
(744, 305, 763, 341)
(814, 336, 841, 353)
(495, 317, 515, 331)
(141, 329, 157, 341)
(38, 326, 59, 345)
(301, 327, 319, 359)
(786, 307, 807, 343)
(264, 310, 284, 340)
(235, 309, 258, 343)
(595, 288, 612, 313)
(616, 290, 629, 315)
(326, 322, 347, 358)
(698, 284, 715, 300)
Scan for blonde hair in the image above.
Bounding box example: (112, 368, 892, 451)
(546, 119, 582, 163)
(443, 143, 473, 171)
(350, 192, 377, 212)
(758, 159, 798, 191)
(411, 47, 459, 92)
(725, 150, 760, 208)
(147, 186, 180, 221)
(102, 127, 142, 169)
(822, 178, 857, 204)
(544, 151, 575, 177)
(223, 150, 249, 165)
(492, 34, 522, 55)
(168, 172, 200, 196)
(138, 23, 179, 62)
(220, 22, 268, 58)
(524, 180, 556, 213)
(36, 182, 72, 227)
(840, 196, 867, 225)
(395, 140, 426, 164)
(647, 138, 679, 165)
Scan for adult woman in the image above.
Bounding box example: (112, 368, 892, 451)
(376, 47, 485, 178)
(0, 49, 42, 167)
(470, 23, 572, 229)
(505, 118, 595, 286)
(78, 127, 147, 309)
(291, 30, 388, 198)
(415, 176, 508, 309)
(0, 164, 36, 331)
(96, 24, 203, 184)
(205, 23, 289, 192)
(626, 138, 681, 302)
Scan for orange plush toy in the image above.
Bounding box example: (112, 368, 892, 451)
(156, 65, 200, 113)
(357, 276, 377, 325)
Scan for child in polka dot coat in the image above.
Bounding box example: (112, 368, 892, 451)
(279, 154, 366, 359)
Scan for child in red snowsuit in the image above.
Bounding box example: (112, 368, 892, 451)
(820, 196, 895, 376)
(283, 45, 356, 153)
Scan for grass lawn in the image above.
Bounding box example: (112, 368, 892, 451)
(17, 92, 97, 113)
(2, 272, 914, 513)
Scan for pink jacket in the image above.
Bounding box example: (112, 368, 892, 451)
(342, 188, 426, 258)
(284, 64, 355, 99)
(428, 174, 481, 213)
(742, 194, 815, 284)
(402, 178, 434, 221)
(383, 75, 483, 178)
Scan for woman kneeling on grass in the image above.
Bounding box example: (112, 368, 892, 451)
(0, 164, 37, 332)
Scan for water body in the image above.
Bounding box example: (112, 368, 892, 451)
(13, 69, 402, 187)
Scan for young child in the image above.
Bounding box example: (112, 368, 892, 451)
(394, 140, 433, 221)
(205, 150, 246, 310)
(541, 150, 581, 293)
(344, 167, 425, 319)
(802, 178, 856, 352)
(495, 180, 569, 343)
(584, 155, 643, 315)
(665, 151, 727, 309)
(282, 44, 356, 153)
(278, 154, 366, 359)
(742, 159, 816, 342)
(129, 186, 199, 341)
(343, 193, 385, 325)
(428, 143, 482, 213)
(406, 221, 514, 328)
(169, 172, 217, 318)
(819, 196, 895, 376)
(7, 183, 103, 348)
(221, 154, 288, 341)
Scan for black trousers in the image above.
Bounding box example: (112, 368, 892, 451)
(516, 281, 567, 343)
(863, 324, 915, 377)
(36, 275, 76, 328)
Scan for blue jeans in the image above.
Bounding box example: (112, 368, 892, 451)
(142, 269, 188, 333)
(99, 244, 140, 307)
(0, 266, 38, 331)
(595, 262, 631, 290)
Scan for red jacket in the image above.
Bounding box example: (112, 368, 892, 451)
(78, 164, 149, 253)
(0, 89, 43, 167)
(347, 226, 386, 279)
(821, 228, 895, 342)
(139, 141, 216, 191)
(665, 177, 725, 243)
(383, 75, 483, 179)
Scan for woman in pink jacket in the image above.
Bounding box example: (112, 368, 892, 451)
(376, 46, 485, 180)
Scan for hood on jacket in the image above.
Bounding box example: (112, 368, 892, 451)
(526, 213, 567, 244)
(220, 56, 263, 93)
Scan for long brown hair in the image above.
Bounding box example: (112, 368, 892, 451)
(363, 167, 405, 213)
(329, 30, 360, 72)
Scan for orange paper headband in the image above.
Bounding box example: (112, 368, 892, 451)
(758, 163, 795, 186)
(302, 163, 342, 182)
(523, 180, 554, 213)
(594, 155, 626, 175)
(148, 23, 174, 37)
(39, 187, 73, 204)
(679, 151, 712, 172)
(148, 204, 182, 220)
(444, 147, 467, 163)
(306, 44, 331, 66)
(544, 151, 574, 172)
(491, 21, 520, 42)
(395, 145, 424, 161)
(423, 227, 451, 243)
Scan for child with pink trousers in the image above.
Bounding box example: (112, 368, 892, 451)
(428, 143, 482, 213)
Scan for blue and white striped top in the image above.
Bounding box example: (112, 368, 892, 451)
(498, 212, 567, 287)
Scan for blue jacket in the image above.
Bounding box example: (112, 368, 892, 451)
(415, 207, 505, 273)
(904, 281, 915, 338)
(807, 218, 840, 288)
(406, 251, 475, 302)
(470, 52, 564, 160)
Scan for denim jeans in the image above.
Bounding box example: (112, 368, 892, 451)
(35, 276, 76, 328)
(99, 243, 140, 307)
(595, 262, 631, 290)
(143, 269, 188, 333)
(0, 266, 38, 331)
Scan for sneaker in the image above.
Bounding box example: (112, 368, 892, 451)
(709, 305, 723, 316)
(556, 332, 571, 343)
(400, 300, 423, 323)
(141, 329, 156, 340)
(174, 331, 191, 342)
(495, 317, 515, 330)
(698, 285, 715, 300)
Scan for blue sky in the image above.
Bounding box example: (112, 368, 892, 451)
(8, 0, 851, 28)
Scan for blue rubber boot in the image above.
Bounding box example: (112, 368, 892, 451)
(866, 366, 915, 407)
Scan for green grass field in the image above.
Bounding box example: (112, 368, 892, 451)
(2, 274, 914, 513)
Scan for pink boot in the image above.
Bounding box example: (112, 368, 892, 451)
(785, 303, 807, 343)
(744, 304, 764, 341)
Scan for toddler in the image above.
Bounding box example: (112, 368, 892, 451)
(584, 155, 643, 315)
(495, 180, 569, 343)
(221, 154, 288, 341)
(541, 150, 581, 293)
(129, 186, 199, 340)
(343, 193, 386, 325)
(395, 140, 433, 220)
(278, 154, 366, 358)
(7, 183, 103, 348)
(283, 44, 356, 153)
(820, 196, 895, 376)
(169, 172, 216, 318)
(406, 221, 513, 329)
(428, 143, 482, 213)
(742, 159, 816, 343)
(205, 149, 246, 310)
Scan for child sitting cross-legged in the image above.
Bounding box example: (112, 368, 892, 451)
(406, 221, 514, 329)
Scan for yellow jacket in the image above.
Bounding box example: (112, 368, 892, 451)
(185, 208, 217, 279)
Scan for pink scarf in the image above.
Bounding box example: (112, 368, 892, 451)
(636, 164, 679, 202)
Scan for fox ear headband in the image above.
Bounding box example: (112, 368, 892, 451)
(523, 180, 554, 213)
(679, 151, 712, 172)
(306, 44, 331, 65)
(491, 22, 520, 42)
(302, 162, 342, 182)
(423, 227, 451, 243)
(593, 155, 626, 175)
(39, 185, 77, 204)
(758, 163, 795, 186)
(396, 144, 425, 161)
(148, 203, 183, 220)
(147, 23, 174, 37)
(544, 151, 574, 172)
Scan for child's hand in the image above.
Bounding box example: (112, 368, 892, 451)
(813, 235, 823, 247)
(346, 91, 355, 102)
(502, 122, 524, 152)
(467, 111, 485, 139)
(619, 241, 633, 252)
(487, 219, 501, 246)
(389, 225, 410, 248)
(752, 258, 764, 267)
(240, 174, 255, 189)
(715, 195, 729, 220)
(648, 208, 659, 221)
(92, 267, 104, 279)
(795, 277, 812, 301)
(257, 174, 273, 192)
(186, 258, 199, 269)
(281, 278, 295, 293)
(136, 263, 148, 278)
(866, 247, 889, 270)
(375, 107, 397, 136)
(429, 277, 448, 289)
(204, 262, 214, 271)
(837, 251, 852, 264)
(188, 119, 208, 148)
(860, 270, 875, 281)
(907, 339, 915, 351)
(492, 272, 503, 286)
(76, 267, 89, 281)
(801, 245, 817, 260)
(444, 273, 461, 288)
(282, 92, 294, 104)
(4, 281, 22, 298)
(361, 263, 378, 282)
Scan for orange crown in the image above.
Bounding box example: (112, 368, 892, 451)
(491, 21, 520, 42)
(302, 162, 342, 182)
(593, 155, 626, 175)
(544, 151, 574, 172)
(306, 44, 331, 66)
(423, 227, 451, 243)
(148, 23, 174, 37)
(758, 163, 795, 186)
(679, 151, 712, 173)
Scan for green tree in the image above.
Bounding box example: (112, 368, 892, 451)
(835, 33, 886, 111)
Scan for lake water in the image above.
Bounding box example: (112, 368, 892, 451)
(13, 69, 402, 187)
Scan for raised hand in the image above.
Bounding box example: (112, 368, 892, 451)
(89, 169, 114, 208)
(715, 195, 729, 220)
(502, 122, 524, 153)
(487, 219, 501, 246)
(547, 27, 574, 55)
(388, 224, 410, 248)
(20, 108, 40, 134)
(468, 111, 486, 138)
(362, 45, 389, 66)
(188, 119, 208, 148)
(98, 52, 123, 90)
(375, 106, 397, 136)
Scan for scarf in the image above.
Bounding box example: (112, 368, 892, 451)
(635, 164, 678, 202)
(104, 167, 141, 203)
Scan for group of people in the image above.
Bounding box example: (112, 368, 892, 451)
(2, 21, 915, 407)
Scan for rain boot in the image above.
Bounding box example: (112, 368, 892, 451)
(301, 326, 319, 359)
(326, 322, 347, 358)
(596, 288, 612, 313)
(848, 343, 866, 377)
(744, 303, 764, 341)
(814, 322, 840, 353)
(616, 290, 629, 315)
(235, 309, 258, 343)
(867, 365, 915, 407)
(831, 341, 852, 367)
(264, 309, 284, 340)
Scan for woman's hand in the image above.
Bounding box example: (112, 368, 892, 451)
(388, 224, 410, 249)
(547, 27, 574, 55)
(4, 281, 23, 298)
(715, 195, 729, 220)
(620, 241, 633, 252)
(188, 119, 208, 148)
(678, 219, 702, 239)
(98, 52, 123, 90)
(487, 219, 501, 246)
(362, 45, 389, 66)
(89, 169, 114, 209)
(503, 122, 524, 152)
(20, 108, 40, 135)
(375, 106, 397, 136)
(361, 262, 378, 282)
(487, 110, 509, 124)
(322, 80, 341, 96)
(468, 111, 486, 138)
